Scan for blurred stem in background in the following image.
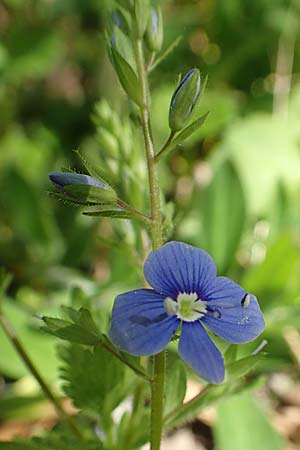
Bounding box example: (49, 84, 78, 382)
(0, 280, 83, 439)
(273, 0, 299, 118)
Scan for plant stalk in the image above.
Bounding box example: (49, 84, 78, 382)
(0, 312, 83, 439)
(135, 38, 165, 450)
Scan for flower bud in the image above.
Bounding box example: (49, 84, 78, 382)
(146, 7, 163, 52)
(133, 0, 150, 38)
(48, 172, 117, 205)
(169, 68, 201, 132)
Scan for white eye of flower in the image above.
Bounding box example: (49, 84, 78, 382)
(164, 292, 207, 322)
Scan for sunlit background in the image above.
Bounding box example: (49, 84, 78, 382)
(1, 0, 300, 449)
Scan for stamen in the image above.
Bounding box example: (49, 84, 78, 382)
(241, 294, 251, 308)
(164, 297, 178, 316)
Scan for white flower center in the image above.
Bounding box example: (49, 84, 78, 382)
(164, 292, 207, 322)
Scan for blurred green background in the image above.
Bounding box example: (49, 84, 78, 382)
(1, 0, 300, 448)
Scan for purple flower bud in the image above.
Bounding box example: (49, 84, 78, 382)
(169, 68, 201, 131)
(146, 7, 163, 52)
(48, 172, 117, 205)
(48, 173, 108, 190)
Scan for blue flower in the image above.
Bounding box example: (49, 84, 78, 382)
(109, 241, 265, 384)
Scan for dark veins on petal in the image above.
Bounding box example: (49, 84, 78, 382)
(129, 312, 168, 326)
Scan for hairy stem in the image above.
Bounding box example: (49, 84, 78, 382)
(0, 312, 83, 439)
(135, 38, 165, 450)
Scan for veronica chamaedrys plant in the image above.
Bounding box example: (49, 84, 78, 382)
(109, 241, 265, 383)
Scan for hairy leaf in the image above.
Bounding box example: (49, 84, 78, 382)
(42, 307, 102, 345)
(60, 344, 131, 416)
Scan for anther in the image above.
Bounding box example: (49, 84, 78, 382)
(241, 294, 251, 308)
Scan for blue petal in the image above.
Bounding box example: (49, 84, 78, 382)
(109, 289, 180, 356)
(178, 321, 224, 383)
(144, 241, 216, 297)
(48, 172, 107, 189)
(202, 277, 265, 343)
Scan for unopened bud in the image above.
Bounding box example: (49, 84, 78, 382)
(133, 0, 150, 38)
(48, 172, 117, 205)
(146, 7, 163, 52)
(169, 68, 201, 132)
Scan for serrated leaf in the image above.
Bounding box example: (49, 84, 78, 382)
(111, 47, 142, 106)
(60, 343, 131, 415)
(42, 307, 102, 345)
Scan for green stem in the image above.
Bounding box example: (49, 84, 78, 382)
(0, 312, 83, 439)
(99, 340, 152, 382)
(116, 198, 152, 223)
(135, 38, 165, 450)
(155, 130, 176, 161)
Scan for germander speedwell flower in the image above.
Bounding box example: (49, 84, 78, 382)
(109, 241, 265, 383)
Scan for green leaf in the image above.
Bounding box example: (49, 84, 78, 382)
(214, 393, 283, 450)
(171, 112, 209, 147)
(150, 36, 182, 72)
(164, 357, 187, 415)
(112, 25, 136, 72)
(195, 160, 246, 272)
(48, 191, 82, 207)
(83, 209, 133, 219)
(226, 352, 266, 380)
(42, 307, 102, 346)
(0, 434, 103, 450)
(164, 384, 228, 429)
(111, 47, 142, 106)
(242, 233, 300, 306)
(60, 343, 131, 415)
(224, 344, 238, 364)
(75, 151, 114, 190)
(63, 184, 117, 205)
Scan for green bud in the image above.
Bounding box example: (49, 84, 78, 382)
(169, 68, 201, 132)
(146, 6, 163, 52)
(48, 173, 117, 206)
(133, 0, 150, 38)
